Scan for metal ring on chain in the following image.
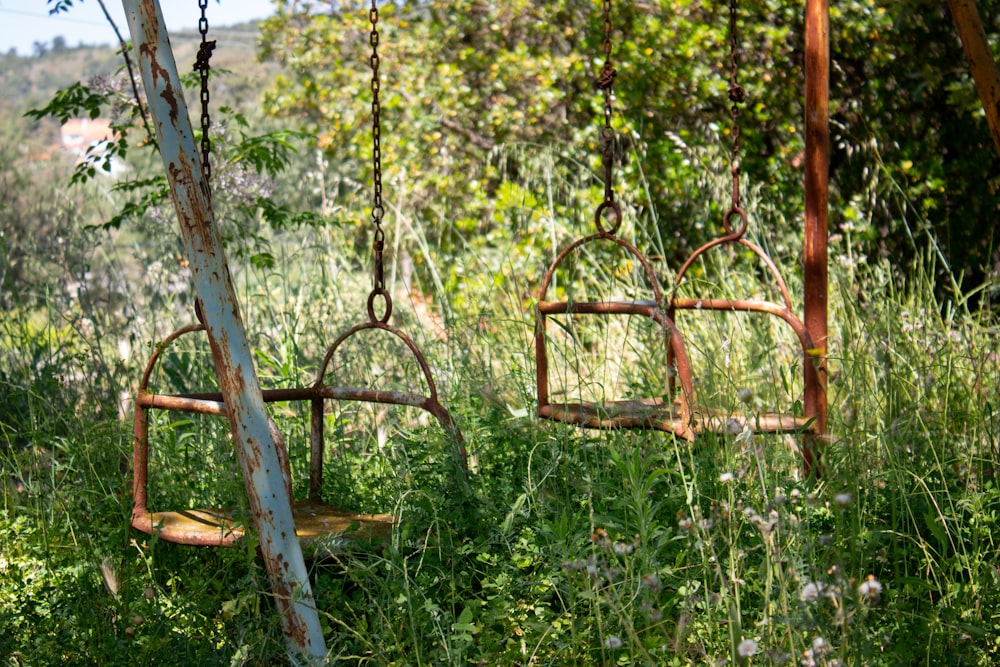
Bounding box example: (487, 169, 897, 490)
(594, 200, 622, 234)
(367, 288, 393, 324)
(723, 206, 748, 238)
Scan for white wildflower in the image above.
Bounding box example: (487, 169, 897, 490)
(641, 573, 661, 592)
(799, 581, 824, 603)
(857, 575, 883, 602)
(834, 492, 852, 507)
(604, 635, 623, 650)
(612, 541, 633, 556)
(738, 638, 758, 658)
(719, 471, 735, 483)
(737, 388, 754, 404)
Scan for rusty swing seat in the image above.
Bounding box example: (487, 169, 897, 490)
(535, 207, 819, 440)
(131, 317, 467, 548)
(665, 207, 819, 437)
(535, 201, 698, 440)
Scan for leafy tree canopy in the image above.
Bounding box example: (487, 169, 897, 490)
(259, 0, 1000, 300)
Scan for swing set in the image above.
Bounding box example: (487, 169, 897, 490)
(123, 0, 828, 656)
(130, 0, 828, 548)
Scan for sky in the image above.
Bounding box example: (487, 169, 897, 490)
(0, 0, 275, 56)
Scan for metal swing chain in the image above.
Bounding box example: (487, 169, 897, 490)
(725, 0, 748, 236)
(367, 0, 392, 323)
(595, 0, 622, 234)
(193, 0, 217, 184)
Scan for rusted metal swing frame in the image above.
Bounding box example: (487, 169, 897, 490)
(535, 203, 697, 439)
(131, 316, 467, 547)
(121, 0, 327, 658)
(535, 0, 829, 475)
(129, 0, 466, 548)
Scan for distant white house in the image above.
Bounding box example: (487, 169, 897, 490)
(59, 118, 126, 176)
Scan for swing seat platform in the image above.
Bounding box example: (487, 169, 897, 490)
(132, 500, 394, 548)
(540, 398, 814, 436)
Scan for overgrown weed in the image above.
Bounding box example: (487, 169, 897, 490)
(2, 190, 1000, 666)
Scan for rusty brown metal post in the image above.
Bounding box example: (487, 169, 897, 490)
(949, 0, 1000, 158)
(121, 1, 327, 662)
(803, 0, 829, 476)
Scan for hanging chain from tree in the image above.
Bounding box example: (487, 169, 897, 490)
(367, 0, 392, 322)
(193, 0, 217, 184)
(595, 0, 622, 234)
(725, 0, 748, 235)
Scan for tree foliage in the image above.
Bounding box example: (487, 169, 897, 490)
(259, 0, 1000, 300)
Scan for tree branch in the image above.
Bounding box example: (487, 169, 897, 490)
(95, 0, 156, 146)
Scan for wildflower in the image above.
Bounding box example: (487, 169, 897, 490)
(799, 581, 823, 603)
(726, 418, 743, 435)
(612, 541, 634, 556)
(646, 607, 663, 622)
(738, 638, 758, 658)
(604, 635, 623, 650)
(641, 573, 661, 592)
(757, 509, 779, 535)
(699, 518, 714, 531)
(719, 472, 735, 483)
(834, 492, 852, 507)
(737, 388, 754, 404)
(678, 516, 693, 531)
(857, 574, 883, 603)
(586, 557, 599, 579)
(800, 638, 829, 667)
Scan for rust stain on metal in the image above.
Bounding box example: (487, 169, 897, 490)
(535, 231, 695, 440)
(123, 0, 327, 659)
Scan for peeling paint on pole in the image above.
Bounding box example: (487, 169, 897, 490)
(121, 1, 327, 661)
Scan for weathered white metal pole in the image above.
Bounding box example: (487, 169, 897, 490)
(120, 1, 327, 661)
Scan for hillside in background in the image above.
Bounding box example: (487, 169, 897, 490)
(2, 21, 276, 147)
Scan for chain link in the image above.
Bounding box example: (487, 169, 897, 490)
(595, 0, 619, 227)
(367, 0, 391, 322)
(727, 0, 746, 212)
(193, 0, 216, 184)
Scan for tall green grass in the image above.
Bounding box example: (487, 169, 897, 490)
(2, 180, 999, 666)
